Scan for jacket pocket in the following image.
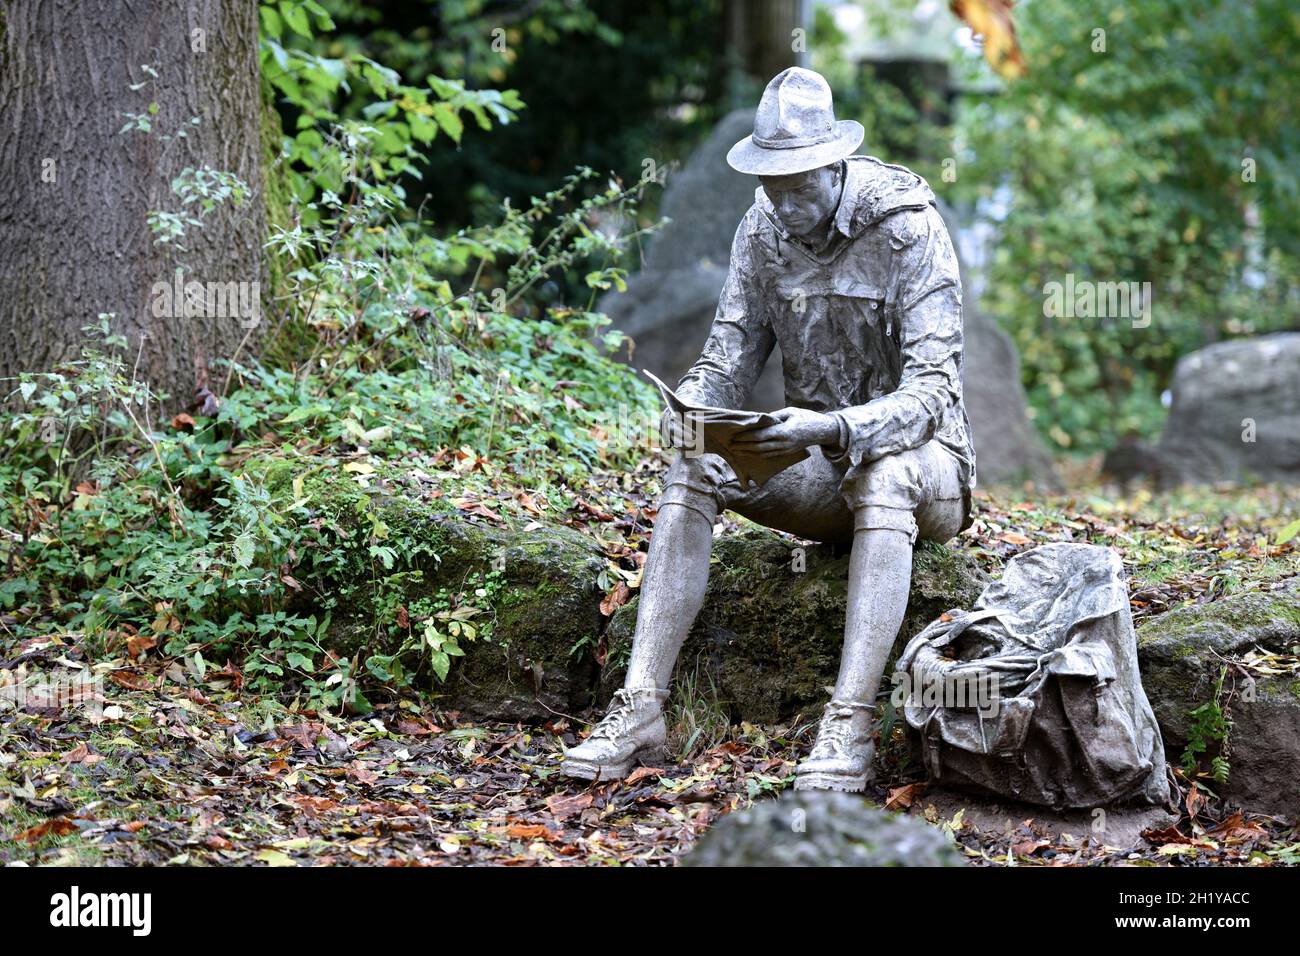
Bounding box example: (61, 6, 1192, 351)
(831, 281, 897, 372)
(829, 278, 887, 329)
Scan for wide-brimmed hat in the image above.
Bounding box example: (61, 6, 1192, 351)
(727, 67, 864, 176)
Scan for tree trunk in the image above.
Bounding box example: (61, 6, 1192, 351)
(724, 0, 803, 89)
(0, 0, 265, 409)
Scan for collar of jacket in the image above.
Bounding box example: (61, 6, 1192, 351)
(754, 155, 937, 261)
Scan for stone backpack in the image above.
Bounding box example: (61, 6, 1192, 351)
(895, 543, 1169, 810)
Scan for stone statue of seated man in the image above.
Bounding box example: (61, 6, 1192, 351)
(562, 67, 976, 792)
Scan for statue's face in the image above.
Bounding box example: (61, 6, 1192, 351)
(759, 164, 840, 238)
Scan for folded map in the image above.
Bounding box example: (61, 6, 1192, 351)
(643, 370, 809, 488)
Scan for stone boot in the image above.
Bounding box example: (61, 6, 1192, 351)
(561, 687, 669, 782)
(794, 699, 876, 793)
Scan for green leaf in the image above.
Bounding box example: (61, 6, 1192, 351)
(279, 1, 311, 38)
(463, 101, 491, 131)
(1276, 517, 1300, 546)
(302, 0, 333, 29)
(430, 651, 451, 681)
(233, 532, 255, 568)
(315, 57, 346, 84)
(366, 654, 396, 682)
(277, 404, 327, 424)
(362, 100, 397, 120)
(408, 113, 437, 144)
(431, 103, 463, 144)
(266, 40, 290, 72)
(259, 5, 283, 39)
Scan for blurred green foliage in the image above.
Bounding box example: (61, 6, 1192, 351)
(952, 0, 1300, 452)
(264, 0, 1299, 455)
(289, 0, 729, 227)
(811, 3, 955, 166)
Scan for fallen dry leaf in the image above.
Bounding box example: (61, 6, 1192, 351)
(12, 818, 79, 844)
(885, 782, 927, 810)
(1012, 837, 1050, 856)
(600, 581, 632, 617)
(504, 822, 554, 841)
(624, 766, 664, 786)
(109, 670, 154, 691)
(544, 792, 594, 821)
(126, 633, 157, 659)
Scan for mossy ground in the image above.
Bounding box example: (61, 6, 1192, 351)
(4, 463, 1299, 865)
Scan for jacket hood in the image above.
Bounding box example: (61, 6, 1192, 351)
(841, 155, 935, 234)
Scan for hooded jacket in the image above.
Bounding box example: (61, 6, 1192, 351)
(675, 155, 976, 492)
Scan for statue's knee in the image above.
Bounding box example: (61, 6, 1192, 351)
(841, 452, 923, 542)
(842, 452, 921, 508)
(661, 452, 727, 520)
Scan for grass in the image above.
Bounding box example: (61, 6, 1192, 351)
(666, 666, 732, 761)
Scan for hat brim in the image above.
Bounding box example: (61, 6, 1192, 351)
(726, 120, 864, 176)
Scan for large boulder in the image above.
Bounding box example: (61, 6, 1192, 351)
(600, 112, 1058, 487)
(1157, 333, 1300, 485)
(951, 244, 1060, 490)
(638, 110, 762, 277)
(600, 528, 988, 722)
(1136, 577, 1300, 818)
(684, 790, 964, 866)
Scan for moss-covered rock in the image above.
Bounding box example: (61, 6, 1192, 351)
(1136, 577, 1300, 817)
(338, 509, 607, 722)
(599, 528, 988, 722)
(441, 520, 607, 722)
(274, 465, 609, 723)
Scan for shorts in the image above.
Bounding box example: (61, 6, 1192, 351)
(660, 440, 970, 545)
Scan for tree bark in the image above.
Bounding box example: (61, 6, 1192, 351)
(0, 0, 265, 408)
(724, 0, 802, 88)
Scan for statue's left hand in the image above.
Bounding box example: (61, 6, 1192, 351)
(732, 407, 839, 457)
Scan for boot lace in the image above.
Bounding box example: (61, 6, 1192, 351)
(809, 700, 868, 758)
(589, 688, 651, 742)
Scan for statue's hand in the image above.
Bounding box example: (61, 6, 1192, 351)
(732, 407, 839, 457)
